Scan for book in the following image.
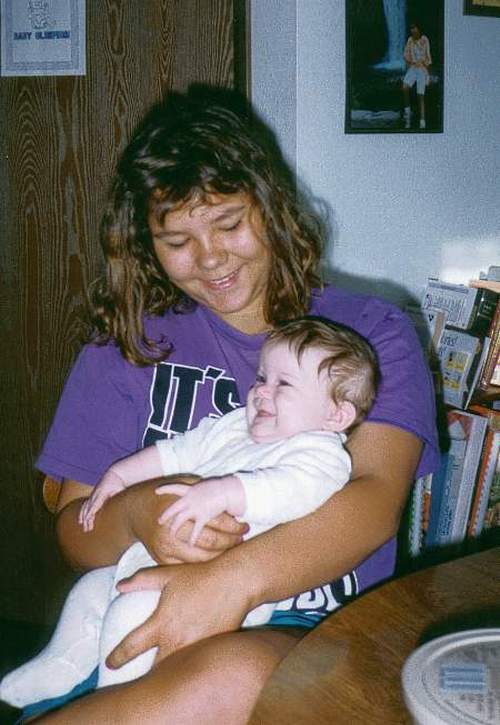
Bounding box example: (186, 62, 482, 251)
(481, 453, 500, 530)
(421, 473, 433, 535)
(406, 305, 446, 359)
(426, 452, 459, 549)
(464, 337, 491, 410)
(436, 329, 485, 409)
(425, 409, 488, 547)
(491, 359, 500, 387)
(467, 429, 500, 537)
(407, 475, 425, 557)
(422, 279, 497, 335)
(477, 301, 500, 392)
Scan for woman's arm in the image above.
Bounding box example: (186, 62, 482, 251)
(242, 422, 422, 601)
(107, 421, 422, 668)
(55, 478, 247, 571)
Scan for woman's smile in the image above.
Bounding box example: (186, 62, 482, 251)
(204, 268, 240, 290)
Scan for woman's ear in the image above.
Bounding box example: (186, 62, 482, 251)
(323, 400, 357, 433)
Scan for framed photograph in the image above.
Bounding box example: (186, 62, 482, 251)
(464, 0, 500, 17)
(345, 1, 444, 134)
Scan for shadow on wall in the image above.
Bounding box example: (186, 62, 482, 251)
(307, 191, 421, 310)
(323, 268, 421, 310)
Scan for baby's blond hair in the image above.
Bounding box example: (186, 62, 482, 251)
(265, 316, 379, 429)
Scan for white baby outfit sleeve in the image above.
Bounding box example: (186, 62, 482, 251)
(236, 431, 351, 527)
(154, 408, 248, 478)
(155, 413, 224, 476)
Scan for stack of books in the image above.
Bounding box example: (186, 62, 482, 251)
(405, 267, 500, 559)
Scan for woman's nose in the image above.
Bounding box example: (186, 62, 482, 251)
(197, 236, 228, 270)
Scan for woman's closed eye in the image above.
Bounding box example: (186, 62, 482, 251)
(155, 234, 189, 248)
(219, 218, 242, 232)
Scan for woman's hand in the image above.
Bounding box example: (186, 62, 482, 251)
(125, 477, 248, 565)
(156, 475, 245, 546)
(106, 558, 249, 669)
(55, 477, 248, 570)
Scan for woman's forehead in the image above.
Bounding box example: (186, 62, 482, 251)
(151, 190, 253, 224)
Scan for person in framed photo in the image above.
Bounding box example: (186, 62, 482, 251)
(402, 22, 432, 130)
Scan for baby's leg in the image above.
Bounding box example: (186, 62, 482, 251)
(0, 567, 114, 708)
(97, 542, 160, 687)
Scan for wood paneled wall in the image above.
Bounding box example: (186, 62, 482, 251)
(0, 0, 246, 625)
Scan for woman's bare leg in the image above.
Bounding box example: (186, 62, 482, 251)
(33, 628, 303, 725)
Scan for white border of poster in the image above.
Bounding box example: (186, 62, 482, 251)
(1, 0, 86, 77)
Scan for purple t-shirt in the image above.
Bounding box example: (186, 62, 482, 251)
(37, 286, 439, 615)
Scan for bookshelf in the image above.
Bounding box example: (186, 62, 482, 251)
(397, 270, 500, 574)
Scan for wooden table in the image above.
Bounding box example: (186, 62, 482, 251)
(249, 547, 500, 724)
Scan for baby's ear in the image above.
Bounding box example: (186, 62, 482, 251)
(323, 401, 357, 433)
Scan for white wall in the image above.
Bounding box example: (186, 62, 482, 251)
(250, 0, 500, 306)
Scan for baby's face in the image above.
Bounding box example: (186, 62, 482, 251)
(246, 341, 336, 444)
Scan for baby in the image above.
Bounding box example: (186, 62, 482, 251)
(1, 317, 378, 707)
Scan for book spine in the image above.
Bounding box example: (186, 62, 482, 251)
(482, 456, 500, 529)
(478, 301, 500, 390)
(408, 476, 425, 557)
(426, 448, 465, 548)
(421, 473, 433, 534)
(467, 431, 500, 537)
(437, 443, 467, 545)
(450, 418, 488, 542)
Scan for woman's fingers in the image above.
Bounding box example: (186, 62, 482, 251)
(206, 511, 249, 535)
(192, 522, 244, 551)
(155, 483, 190, 497)
(157, 499, 185, 525)
(106, 613, 159, 669)
(116, 566, 167, 593)
(109, 560, 250, 668)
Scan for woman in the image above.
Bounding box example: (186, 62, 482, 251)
(30, 87, 438, 723)
(402, 22, 432, 130)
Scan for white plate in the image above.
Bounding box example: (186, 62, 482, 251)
(401, 628, 500, 724)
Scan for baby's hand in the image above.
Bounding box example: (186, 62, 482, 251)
(78, 470, 127, 532)
(155, 477, 239, 546)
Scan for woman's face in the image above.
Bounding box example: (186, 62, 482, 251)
(149, 192, 272, 334)
(410, 25, 421, 39)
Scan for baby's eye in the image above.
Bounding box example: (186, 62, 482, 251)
(278, 380, 291, 387)
(255, 373, 266, 384)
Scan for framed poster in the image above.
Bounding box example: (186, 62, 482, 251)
(345, 0, 444, 133)
(0, 0, 86, 77)
(464, 0, 500, 17)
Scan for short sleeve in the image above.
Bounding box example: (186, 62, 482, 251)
(314, 288, 440, 479)
(363, 304, 439, 478)
(36, 344, 146, 485)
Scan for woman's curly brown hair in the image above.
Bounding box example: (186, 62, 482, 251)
(88, 86, 323, 365)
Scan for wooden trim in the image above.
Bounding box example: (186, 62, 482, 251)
(233, 0, 251, 98)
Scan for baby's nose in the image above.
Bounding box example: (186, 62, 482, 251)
(255, 383, 272, 399)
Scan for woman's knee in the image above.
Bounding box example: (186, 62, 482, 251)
(134, 629, 303, 724)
